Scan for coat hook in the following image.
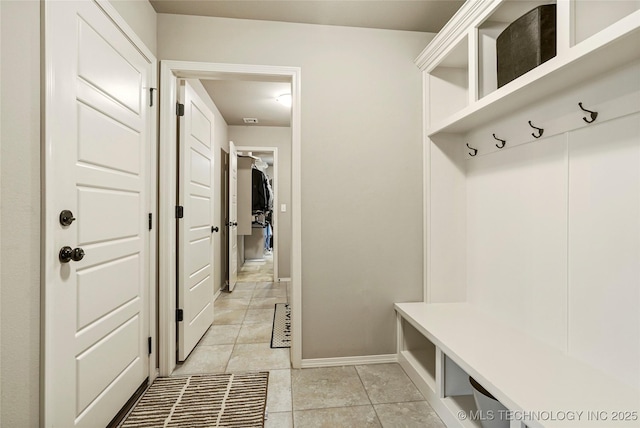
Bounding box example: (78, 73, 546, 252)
(578, 102, 598, 124)
(528, 121, 544, 139)
(466, 143, 478, 157)
(493, 134, 506, 149)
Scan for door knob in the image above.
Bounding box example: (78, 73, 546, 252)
(59, 210, 76, 226)
(59, 246, 85, 263)
(211, 226, 219, 233)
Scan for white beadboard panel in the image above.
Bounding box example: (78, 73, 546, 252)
(189, 101, 212, 149)
(189, 195, 211, 229)
(186, 276, 212, 318)
(466, 134, 568, 351)
(77, 187, 140, 245)
(188, 236, 211, 278)
(567, 113, 640, 390)
(76, 254, 140, 330)
(190, 147, 211, 188)
(78, 16, 141, 114)
(428, 135, 467, 303)
(77, 102, 141, 175)
(75, 315, 140, 415)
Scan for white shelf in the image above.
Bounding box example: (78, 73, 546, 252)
(427, 11, 640, 136)
(418, 0, 640, 137)
(395, 302, 640, 428)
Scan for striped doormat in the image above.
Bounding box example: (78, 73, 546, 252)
(270, 303, 291, 348)
(120, 372, 269, 427)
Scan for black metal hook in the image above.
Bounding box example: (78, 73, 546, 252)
(529, 121, 544, 139)
(578, 102, 598, 124)
(466, 143, 478, 157)
(493, 134, 506, 149)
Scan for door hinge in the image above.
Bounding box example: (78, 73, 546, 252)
(176, 102, 185, 117)
(148, 213, 152, 230)
(149, 88, 156, 107)
(176, 308, 184, 322)
(148, 337, 152, 355)
(175, 205, 184, 219)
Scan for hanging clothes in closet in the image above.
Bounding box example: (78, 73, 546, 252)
(251, 164, 274, 255)
(251, 167, 273, 212)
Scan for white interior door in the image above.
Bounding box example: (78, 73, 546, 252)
(177, 81, 215, 361)
(44, 1, 152, 426)
(229, 141, 239, 291)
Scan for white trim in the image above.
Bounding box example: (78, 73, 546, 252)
(236, 145, 279, 282)
(301, 354, 399, 369)
(159, 61, 302, 375)
(290, 67, 302, 370)
(158, 61, 179, 376)
(277, 277, 292, 282)
(414, 0, 495, 71)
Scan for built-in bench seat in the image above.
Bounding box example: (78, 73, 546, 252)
(394, 302, 640, 428)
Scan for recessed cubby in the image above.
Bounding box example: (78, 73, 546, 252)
(427, 35, 469, 127)
(573, 0, 640, 46)
(399, 318, 437, 390)
(477, 0, 557, 99)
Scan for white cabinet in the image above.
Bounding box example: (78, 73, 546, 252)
(399, 1, 640, 426)
(417, 0, 640, 135)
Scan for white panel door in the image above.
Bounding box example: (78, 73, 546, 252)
(229, 141, 239, 291)
(177, 81, 215, 361)
(44, 1, 152, 426)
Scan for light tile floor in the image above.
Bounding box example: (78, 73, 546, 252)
(171, 258, 445, 427)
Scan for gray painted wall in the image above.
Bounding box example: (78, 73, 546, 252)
(158, 14, 433, 359)
(1, 2, 41, 425)
(229, 126, 292, 279)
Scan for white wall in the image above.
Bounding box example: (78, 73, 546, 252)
(158, 14, 434, 358)
(445, 62, 640, 388)
(228, 126, 292, 278)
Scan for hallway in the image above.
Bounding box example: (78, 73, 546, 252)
(171, 258, 445, 427)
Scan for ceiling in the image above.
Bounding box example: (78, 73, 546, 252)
(161, 0, 464, 127)
(201, 80, 292, 127)
(150, 1, 464, 33)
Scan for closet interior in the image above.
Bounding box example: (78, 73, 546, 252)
(237, 152, 275, 269)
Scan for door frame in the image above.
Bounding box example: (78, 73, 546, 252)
(42, 0, 158, 424)
(158, 61, 302, 375)
(236, 146, 279, 281)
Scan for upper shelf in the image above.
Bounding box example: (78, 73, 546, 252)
(418, 0, 640, 137)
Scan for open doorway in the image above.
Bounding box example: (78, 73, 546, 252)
(235, 147, 279, 284)
(158, 61, 302, 376)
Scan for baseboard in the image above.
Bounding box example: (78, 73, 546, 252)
(277, 277, 291, 282)
(214, 288, 222, 300)
(301, 354, 398, 368)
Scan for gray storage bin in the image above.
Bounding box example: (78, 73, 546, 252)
(497, 4, 557, 88)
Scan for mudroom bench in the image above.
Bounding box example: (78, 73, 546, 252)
(395, 302, 640, 428)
